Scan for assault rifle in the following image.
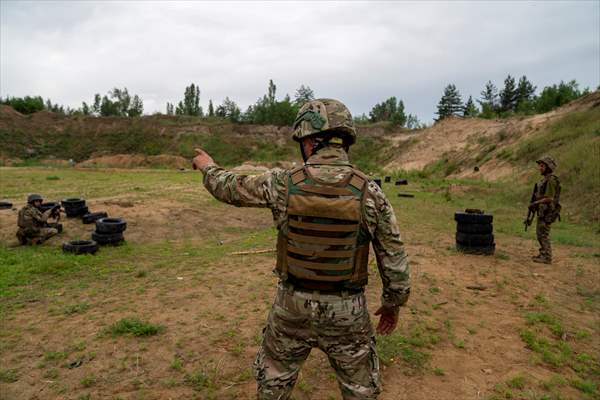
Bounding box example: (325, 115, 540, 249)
(524, 183, 538, 231)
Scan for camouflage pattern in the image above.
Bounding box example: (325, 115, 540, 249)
(292, 99, 357, 145)
(16, 204, 58, 245)
(202, 146, 410, 308)
(533, 174, 559, 263)
(535, 219, 552, 263)
(254, 282, 380, 399)
(536, 156, 557, 172)
(202, 144, 409, 399)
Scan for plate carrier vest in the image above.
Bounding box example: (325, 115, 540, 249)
(276, 165, 371, 290)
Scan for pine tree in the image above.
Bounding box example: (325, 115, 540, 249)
(176, 83, 202, 116)
(463, 96, 478, 117)
(368, 96, 406, 126)
(499, 75, 518, 113)
(515, 75, 536, 113)
(294, 85, 315, 106)
(435, 84, 463, 120)
(267, 79, 276, 105)
(478, 81, 499, 119)
(166, 102, 174, 115)
(208, 100, 214, 117)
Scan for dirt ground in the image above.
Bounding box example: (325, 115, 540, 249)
(0, 168, 598, 400)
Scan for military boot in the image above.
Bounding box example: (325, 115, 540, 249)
(532, 255, 551, 264)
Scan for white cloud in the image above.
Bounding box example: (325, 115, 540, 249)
(1, 1, 598, 121)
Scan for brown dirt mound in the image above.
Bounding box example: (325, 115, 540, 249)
(0, 105, 24, 118)
(77, 154, 189, 169)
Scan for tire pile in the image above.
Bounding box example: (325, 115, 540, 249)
(454, 209, 495, 255)
(59, 197, 127, 254)
(62, 198, 89, 218)
(92, 218, 127, 246)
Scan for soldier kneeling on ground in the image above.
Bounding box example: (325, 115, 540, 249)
(16, 194, 62, 245)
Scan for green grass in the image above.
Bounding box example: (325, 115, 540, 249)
(103, 317, 164, 337)
(0, 369, 19, 383)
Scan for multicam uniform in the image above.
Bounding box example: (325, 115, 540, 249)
(535, 174, 560, 263)
(16, 204, 58, 245)
(202, 145, 410, 399)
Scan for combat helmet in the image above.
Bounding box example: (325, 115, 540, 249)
(27, 194, 43, 203)
(292, 99, 356, 146)
(536, 156, 557, 172)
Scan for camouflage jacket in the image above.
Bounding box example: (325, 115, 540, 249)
(536, 174, 560, 217)
(202, 146, 410, 308)
(17, 204, 51, 234)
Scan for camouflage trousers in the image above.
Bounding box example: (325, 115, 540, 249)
(16, 227, 59, 245)
(253, 282, 381, 400)
(536, 218, 552, 261)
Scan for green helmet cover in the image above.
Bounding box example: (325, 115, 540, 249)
(292, 99, 357, 145)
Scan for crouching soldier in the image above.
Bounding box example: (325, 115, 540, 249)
(16, 194, 62, 245)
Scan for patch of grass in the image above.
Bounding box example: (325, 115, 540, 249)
(103, 317, 164, 337)
(184, 370, 213, 391)
(44, 351, 68, 362)
(433, 367, 445, 376)
(46, 175, 60, 180)
(63, 301, 90, 315)
(506, 374, 527, 389)
(525, 312, 565, 338)
(0, 369, 19, 383)
(377, 326, 435, 371)
(170, 356, 183, 371)
(570, 378, 597, 395)
(80, 374, 96, 388)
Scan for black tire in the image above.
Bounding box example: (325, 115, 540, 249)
(398, 193, 415, 198)
(454, 212, 493, 224)
(456, 232, 495, 246)
(62, 240, 98, 254)
(373, 179, 382, 188)
(395, 179, 408, 186)
(384, 176, 391, 183)
(456, 223, 493, 234)
(92, 231, 124, 245)
(95, 218, 127, 234)
(66, 206, 89, 218)
(62, 198, 86, 209)
(456, 242, 495, 255)
(0, 201, 13, 210)
(82, 212, 108, 224)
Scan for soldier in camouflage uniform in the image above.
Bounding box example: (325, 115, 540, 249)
(16, 194, 61, 245)
(192, 99, 410, 399)
(530, 156, 561, 264)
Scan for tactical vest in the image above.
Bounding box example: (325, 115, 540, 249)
(538, 174, 562, 223)
(276, 165, 371, 290)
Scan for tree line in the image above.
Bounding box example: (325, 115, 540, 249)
(1, 76, 594, 128)
(435, 76, 592, 120)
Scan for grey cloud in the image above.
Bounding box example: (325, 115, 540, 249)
(1, 1, 598, 121)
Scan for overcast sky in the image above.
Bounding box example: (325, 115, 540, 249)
(1, 1, 598, 122)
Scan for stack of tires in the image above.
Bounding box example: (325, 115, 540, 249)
(454, 209, 495, 255)
(62, 198, 89, 218)
(92, 218, 127, 246)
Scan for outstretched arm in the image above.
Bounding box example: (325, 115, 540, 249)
(193, 148, 283, 208)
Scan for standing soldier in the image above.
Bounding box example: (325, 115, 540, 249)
(529, 156, 561, 264)
(16, 194, 62, 245)
(192, 99, 410, 399)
